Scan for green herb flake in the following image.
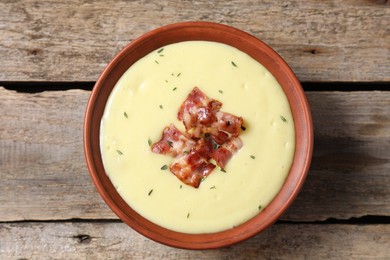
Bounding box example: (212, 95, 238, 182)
(219, 90, 223, 94)
(210, 185, 216, 189)
(231, 61, 238, 67)
(167, 140, 173, 147)
(148, 138, 152, 146)
(157, 48, 164, 53)
(154, 60, 159, 64)
(280, 115, 287, 123)
(161, 165, 168, 170)
(171, 73, 174, 76)
(116, 149, 123, 155)
(183, 150, 188, 155)
(172, 87, 177, 91)
(148, 189, 153, 196)
(159, 54, 164, 57)
(159, 105, 163, 109)
(177, 73, 181, 77)
(241, 126, 246, 131)
(250, 155, 256, 159)
(220, 168, 226, 173)
(258, 205, 262, 210)
(187, 213, 190, 219)
(123, 112, 128, 118)
(201, 177, 206, 182)
(165, 80, 168, 83)
(180, 185, 182, 189)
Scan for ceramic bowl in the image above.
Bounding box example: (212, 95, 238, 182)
(84, 21, 313, 249)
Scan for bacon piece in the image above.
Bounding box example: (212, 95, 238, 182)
(211, 137, 243, 169)
(151, 87, 245, 188)
(170, 150, 216, 188)
(151, 124, 195, 157)
(199, 111, 243, 144)
(212, 111, 243, 139)
(177, 87, 222, 137)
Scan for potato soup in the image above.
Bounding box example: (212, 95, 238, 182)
(100, 41, 295, 233)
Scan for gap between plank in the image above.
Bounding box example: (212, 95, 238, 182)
(0, 81, 389, 93)
(277, 215, 390, 225)
(0, 215, 388, 225)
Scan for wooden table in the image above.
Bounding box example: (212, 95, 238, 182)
(1, 1, 389, 258)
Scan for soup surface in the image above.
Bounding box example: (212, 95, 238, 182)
(100, 41, 295, 233)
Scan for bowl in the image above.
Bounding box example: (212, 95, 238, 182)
(84, 21, 313, 249)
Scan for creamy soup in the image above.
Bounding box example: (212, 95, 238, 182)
(100, 41, 295, 234)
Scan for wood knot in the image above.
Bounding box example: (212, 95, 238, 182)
(304, 48, 320, 55)
(369, 0, 388, 5)
(29, 49, 43, 56)
(73, 234, 91, 244)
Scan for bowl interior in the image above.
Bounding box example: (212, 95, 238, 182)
(84, 21, 313, 249)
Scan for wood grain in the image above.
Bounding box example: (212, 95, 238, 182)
(285, 90, 390, 220)
(0, 0, 389, 82)
(0, 87, 389, 221)
(0, 222, 389, 259)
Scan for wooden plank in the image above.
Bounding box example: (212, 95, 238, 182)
(0, 87, 389, 221)
(0, 0, 388, 82)
(0, 222, 389, 258)
(284, 90, 390, 220)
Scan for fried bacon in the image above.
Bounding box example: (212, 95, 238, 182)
(213, 111, 243, 138)
(211, 137, 243, 169)
(178, 87, 222, 138)
(152, 87, 244, 188)
(151, 124, 195, 157)
(170, 150, 216, 188)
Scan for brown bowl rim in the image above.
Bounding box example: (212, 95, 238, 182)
(84, 21, 313, 249)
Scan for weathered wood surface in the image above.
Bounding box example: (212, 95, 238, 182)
(0, 222, 388, 259)
(0, 0, 389, 82)
(0, 87, 389, 221)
